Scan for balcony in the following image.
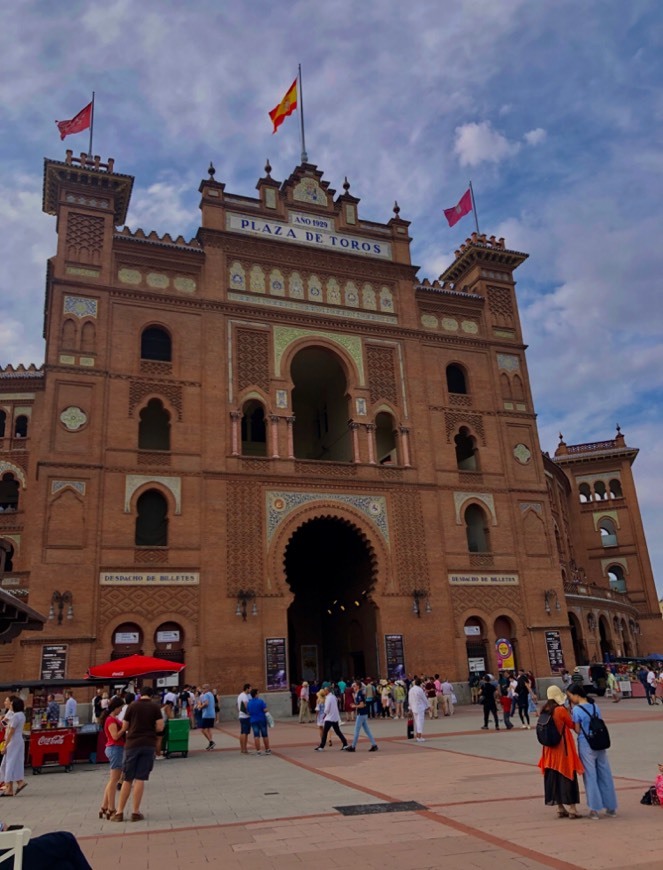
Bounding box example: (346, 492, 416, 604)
(563, 580, 638, 612)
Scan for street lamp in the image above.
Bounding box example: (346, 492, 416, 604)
(49, 590, 73, 625)
(411, 589, 432, 618)
(235, 589, 258, 622)
(544, 589, 561, 614)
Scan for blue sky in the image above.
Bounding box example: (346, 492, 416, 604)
(1, 0, 661, 593)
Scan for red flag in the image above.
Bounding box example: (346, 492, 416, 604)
(269, 79, 297, 134)
(444, 188, 473, 227)
(55, 101, 93, 140)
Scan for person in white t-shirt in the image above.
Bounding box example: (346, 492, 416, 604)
(314, 688, 349, 750)
(408, 678, 429, 742)
(237, 683, 252, 754)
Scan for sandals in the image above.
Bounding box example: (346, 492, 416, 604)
(557, 809, 569, 818)
(130, 813, 144, 822)
(567, 813, 583, 819)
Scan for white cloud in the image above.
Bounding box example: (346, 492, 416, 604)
(524, 127, 547, 145)
(454, 121, 521, 167)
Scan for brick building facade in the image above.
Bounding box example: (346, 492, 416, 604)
(0, 150, 660, 698)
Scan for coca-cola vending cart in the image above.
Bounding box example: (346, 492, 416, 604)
(29, 728, 76, 774)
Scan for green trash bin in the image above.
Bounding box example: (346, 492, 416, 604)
(163, 718, 190, 758)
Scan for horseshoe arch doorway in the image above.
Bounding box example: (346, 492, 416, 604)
(285, 516, 379, 683)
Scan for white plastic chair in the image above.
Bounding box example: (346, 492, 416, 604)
(0, 827, 31, 869)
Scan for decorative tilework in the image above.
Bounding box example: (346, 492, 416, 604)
(270, 269, 285, 296)
(356, 398, 367, 416)
(461, 320, 479, 334)
(124, 475, 181, 514)
(250, 265, 266, 293)
(229, 261, 246, 291)
(519, 502, 542, 514)
(379, 287, 394, 311)
(513, 443, 532, 464)
(293, 178, 328, 206)
(66, 266, 99, 278)
(266, 491, 389, 543)
(289, 272, 304, 299)
(276, 390, 288, 409)
(421, 314, 438, 329)
(79, 357, 95, 367)
(173, 276, 196, 293)
(118, 268, 142, 285)
(59, 406, 87, 431)
(228, 292, 397, 326)
(497, 353, 520, 372)
(64, 296, 98, 319)
(273, 326, 365, 384)
(345, 282, 359, 307)
(52, 480, 86, 496)
(442, 317, 459, 331)
(59, 355, 75, 365)
(326, 278, 341, 305)
(592, 510, 619, 531)
(146, 273, 169, 289)
(453, 491, 496, 525)
(362, 284, 376, 310)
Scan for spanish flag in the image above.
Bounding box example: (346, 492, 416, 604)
(269, 79, 297, 134)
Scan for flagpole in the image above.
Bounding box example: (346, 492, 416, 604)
(469, 180, 480, 235)
(298, 64, 308, 164)
(88, 91, 95, 159)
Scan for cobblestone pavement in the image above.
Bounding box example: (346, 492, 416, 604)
(3, 701, 662, 869)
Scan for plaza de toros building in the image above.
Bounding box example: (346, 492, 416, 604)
(0, 150, 660, 705)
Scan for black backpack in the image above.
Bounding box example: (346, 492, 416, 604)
(536, 710, 563, 747)
(577, 703, 611, 750)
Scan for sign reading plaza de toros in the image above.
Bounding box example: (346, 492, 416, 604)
(100, 572, 200, 585)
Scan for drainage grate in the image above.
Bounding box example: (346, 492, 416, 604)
(334, 801, 427, 816)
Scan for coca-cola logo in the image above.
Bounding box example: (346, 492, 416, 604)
(37, 734, 66, 745)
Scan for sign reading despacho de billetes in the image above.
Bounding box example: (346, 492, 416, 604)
(100, 572, 199, 585)
(226, 213, 392, 260)
(448, 573, 519, 585)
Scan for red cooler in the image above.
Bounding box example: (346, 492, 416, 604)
(30, 728, 76, 774)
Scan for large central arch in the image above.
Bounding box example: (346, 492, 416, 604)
(284, 516, 379, 682)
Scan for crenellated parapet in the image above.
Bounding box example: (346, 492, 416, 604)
(0, 363, 44, 380)
(115, 226, 202, 251)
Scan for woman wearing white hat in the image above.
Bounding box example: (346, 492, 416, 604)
(537, 685, 584, 819)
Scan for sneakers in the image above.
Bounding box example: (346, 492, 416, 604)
(206, 741, 216, 751)
(314, 746, 324, 751)
(416, 737, 426, 743)
(481, 726, 489, 730)
(263, 749, 272, 755)
(340, 745, 350, 751)
(256, 751, 263, 756)
(369, 745, 379, 752)
(605, 810, 617, 817)
(589, 811, 600, 820)
(344, 746, 356, 752)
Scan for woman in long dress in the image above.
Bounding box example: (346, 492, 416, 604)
(0, 695, 27, 796)
(538, 686, 583, 818)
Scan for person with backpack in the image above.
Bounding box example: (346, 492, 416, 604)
(566, 685, 617, 819)
(537, 685, 584, 819)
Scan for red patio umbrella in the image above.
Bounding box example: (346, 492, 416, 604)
(86, 654, 185, 679)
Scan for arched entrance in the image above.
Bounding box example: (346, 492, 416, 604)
(598, 616, 612, 661)
(285, 516, 378, 682)
(569, 612, 587, 665)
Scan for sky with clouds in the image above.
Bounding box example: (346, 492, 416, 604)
(1, 0, 661, 592)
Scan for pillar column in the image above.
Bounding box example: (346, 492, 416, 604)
(365, 423, 376, 465)
(230, 410, 241, 456)
(269, 415, 280, 459)
(286, 416, 296, 459)
(349, 420, 360, 463)
(399, 426, 412, 467)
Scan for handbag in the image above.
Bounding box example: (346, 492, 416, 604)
(0, 741, 5, 753)
(451, 693, 458, 705)
(265, 711, 274, 728)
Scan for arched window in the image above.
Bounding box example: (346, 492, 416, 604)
(0, 473, 19, 511)
(291, 346, 351, 461)
(81, 321, 96, 354)
(465, 504, 490, 553)
(500, 373, 512, 401)
(14, 415, 28, 438)
(607, 565, 626, 593)
(0, 539, 14, 572)
(0, 410, 5, 439)
(241, 400, 267, 457)
(112, 622, 143, 659)
(141, 326, 172, 362)
(512, 374, 525, 402)
(594, 480, 607, 501)
(609, 479, 623, 499)
(61, 318, 76, 349)
(455, 426, 478, 471)
(375, 411, 397, 465)
(446, 364, 467, 395)
(578, 483, 591, 503)
(599, 519, 618, 547)
(135, 489, 168, 547)
(138, 399, 171, 451)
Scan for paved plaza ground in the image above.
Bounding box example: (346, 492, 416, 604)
(2, 700, 662, 869)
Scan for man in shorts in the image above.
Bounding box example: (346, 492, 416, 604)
(199, 683, 216, 749)
(111, 686, 163, 822)
(237, 682, 252, 754)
